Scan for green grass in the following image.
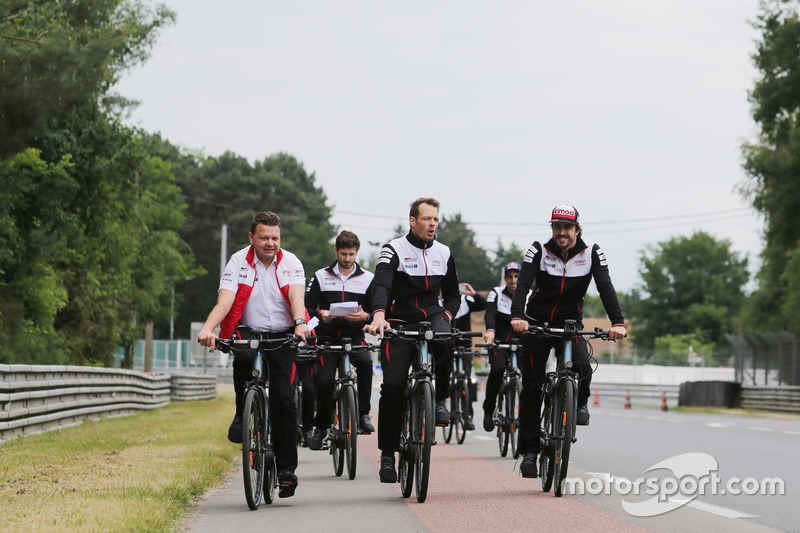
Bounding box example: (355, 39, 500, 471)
(0, 390, 238, 533)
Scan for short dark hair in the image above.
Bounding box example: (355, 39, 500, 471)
(409, 197, 440, 219)
(335, 230, 360, 250)
(251, 211, 281, 234)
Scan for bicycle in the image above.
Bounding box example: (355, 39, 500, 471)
(384, 322, 480, 503)
(442, 345, 473, 445)
(313, 338, 375, 480)
(523, 319, 611, 497)
(215, 332, 313, 510)
(476, 339, 522, 458)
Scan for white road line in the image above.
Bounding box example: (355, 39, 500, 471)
(707, 422, 732, 428)
(687, 500, 758, 519)
(746, 426, 774, 432)
(473, 435, 494, 441)
(784, 430, 800, 435)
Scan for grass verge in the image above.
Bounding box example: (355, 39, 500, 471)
(0, 392, 238, 533)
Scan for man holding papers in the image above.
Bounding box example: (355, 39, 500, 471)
(305, 230, 376, 450)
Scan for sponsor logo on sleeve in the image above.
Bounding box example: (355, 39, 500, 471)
(597, 248, 608, 266)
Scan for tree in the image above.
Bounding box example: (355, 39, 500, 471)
(739, 0, 800, 331)
(436, 214, 496, 291)
(0, 1, 174, 157)
(630, 232, 749, 351)
(0, 1, 187, 365)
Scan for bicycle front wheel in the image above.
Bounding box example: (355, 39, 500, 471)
(497, 385, 509, 457)
(399, 394, 414, 498)
(415, 381, 434, 503)
(242, 388, 265, 510)
(539, 386, 555, 493)
(344, 385, 358, 480)
(455, 379, 469, 445)
(332, 393, 345, 477)
(553, 380, 575, 497)
(509, 376, 521, 458)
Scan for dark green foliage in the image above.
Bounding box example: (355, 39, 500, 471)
(436, 214, 496, 291)
(739, 0, 800, 331)
(630, 232, 748, 351)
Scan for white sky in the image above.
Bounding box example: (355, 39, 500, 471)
(115, 0, 765, 292)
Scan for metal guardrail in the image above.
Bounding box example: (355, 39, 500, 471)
(170, 374, 217, 401)
(740, 386, 800, 413)
(0, 364, 217, 443)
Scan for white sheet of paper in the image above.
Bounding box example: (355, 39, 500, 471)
(328, 302, 359, 317)
(307, 316, 320, 330)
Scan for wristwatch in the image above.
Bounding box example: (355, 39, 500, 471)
(294, 318, 307, 326)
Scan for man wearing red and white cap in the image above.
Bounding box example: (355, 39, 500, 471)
(510, 205, 627, 478)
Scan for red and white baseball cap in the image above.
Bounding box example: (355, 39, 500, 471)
(549, 204, 580, 225)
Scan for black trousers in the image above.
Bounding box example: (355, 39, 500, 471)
(517, 333, 592, 455)
(377, 314, 452, 453)
(482, 346, 509, 413)
(232, 332, 298, 474)
(313, 340, 374, 428)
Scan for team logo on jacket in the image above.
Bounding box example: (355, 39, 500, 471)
(597, 249, 608, 266)
(403, 257, 419, 269)
(543, 255, 557, 269)
(431, 259, 442, 267)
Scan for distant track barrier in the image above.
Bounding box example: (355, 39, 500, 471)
(0, 364, 216, 443)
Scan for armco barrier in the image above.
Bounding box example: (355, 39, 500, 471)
(0, 364, 216, 443)
(170, 374, 217, 401)
(740, 386, 800, 413)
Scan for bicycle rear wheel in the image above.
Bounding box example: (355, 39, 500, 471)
(509, 377, 521, 458)
(242, 388, 265, 510)
(415, 381, 434, 503)
(539, 386, 555, 493)
(399, 395, 414, 498)
(553, 380, 575, 497)
(331, 392, 345, 477)
(344, 385, 358, 480)
(455, 379, 469, 445)
(497, 385, 509, 457)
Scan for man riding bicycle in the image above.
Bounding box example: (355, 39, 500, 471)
(365, 197, 461, 483)
(510, 205, 626, 478)
(305, 230, 376, 450)
(482, 261, 520, 432)
(197, 211, 310, 498)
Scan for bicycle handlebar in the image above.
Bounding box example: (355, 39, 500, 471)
(383, 328, 481, 342)
(214, 334, 317, 353)
(525, 323, 613, 341)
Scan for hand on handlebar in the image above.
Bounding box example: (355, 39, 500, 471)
(364, 311, 390, 338)
(484, 331, 495, 345)
(510, 318, 529, 333)
(609, 325, 627, 340)
(197, 328, 218, 351)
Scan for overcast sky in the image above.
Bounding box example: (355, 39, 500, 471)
(115, 0, 765, 292)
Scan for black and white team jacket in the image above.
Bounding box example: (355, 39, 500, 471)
(510, 236, 625, 327)
(485, 285, 515, 343)
(305, 261, 374, 340)
(373, 231, 461, 323)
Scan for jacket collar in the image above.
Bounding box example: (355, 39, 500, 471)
(405, 230, 434, 250)
(325, 260, 365, 277)
(543, 236, 587, 262)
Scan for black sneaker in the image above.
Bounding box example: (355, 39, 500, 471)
(483, 413, 494, 432)
(301, 430, 313, 447)
(227, 414, 242, 444)
(464, 416, 475, 431)
(359, 414, 375, 434)
(436, 400, 449, 427)
(307, 428, 327, 450)
(577, 404, 590, 426)
(278, 471, 298, 498)
(520, 453, 538, 478)
(379, 454, 397, 483)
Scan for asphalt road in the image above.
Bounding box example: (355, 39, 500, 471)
(182, 385, 796, 532)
